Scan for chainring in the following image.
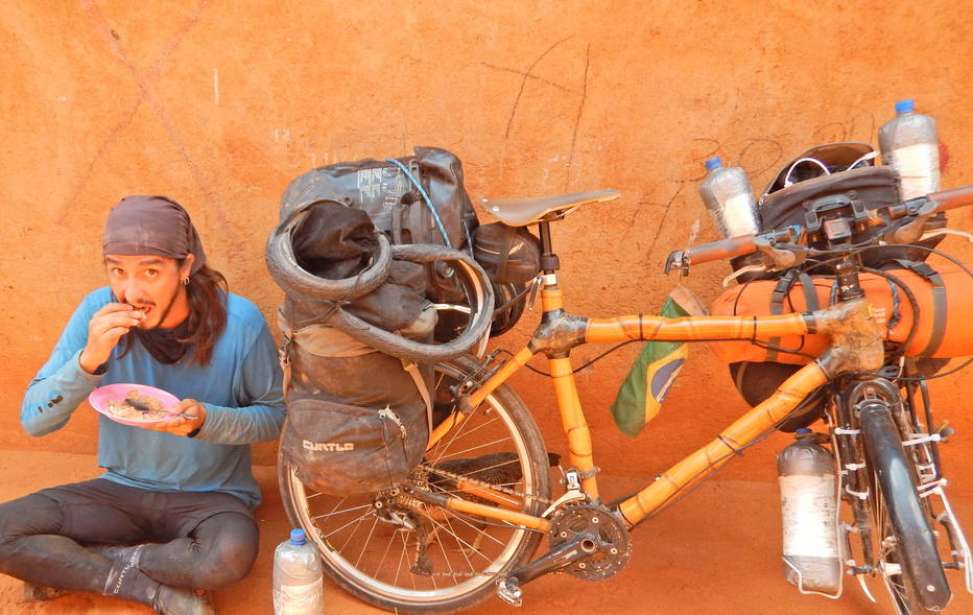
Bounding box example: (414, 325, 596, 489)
(550, 504, 632, 580)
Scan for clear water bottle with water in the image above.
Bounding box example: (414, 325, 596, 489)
(777, 429, 841, 595)
(273, 528, 323, 615)
(698, 156, 760, 238)
(878, 99, 940, 200)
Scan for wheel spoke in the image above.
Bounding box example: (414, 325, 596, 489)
(435, 437, 513, 460)
(442, 514, 477, 574)
(311, 502, 372, 521)
(433, 416, 501, 452)
(442, 508, 506, 547)
(325, 509, 375, 539)
(393, 530, 408, 586)
(431, 402, 486, 464)
(373, 525, 397, 578)
(355, 514, 381, 569)
(417, 508, 495, 564)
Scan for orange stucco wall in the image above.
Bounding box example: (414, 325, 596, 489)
(3, 1, 973, 495)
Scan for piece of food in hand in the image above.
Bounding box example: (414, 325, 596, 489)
(130, 307, 146, 320)
(106, 389, 169, 421)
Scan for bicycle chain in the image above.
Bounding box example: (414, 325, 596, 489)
(419, 463, 555, 506)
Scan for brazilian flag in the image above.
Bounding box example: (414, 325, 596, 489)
(610, 288, 701, 436)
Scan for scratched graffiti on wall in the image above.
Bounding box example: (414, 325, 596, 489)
(481, 36, 592, 192)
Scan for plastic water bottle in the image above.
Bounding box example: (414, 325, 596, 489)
(273, 528, 323, 615)
(777, 429, 841, 595)
(878, 99, 940, 200)
(698, 156, 760, 238)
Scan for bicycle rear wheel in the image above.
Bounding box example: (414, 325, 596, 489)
(860, 401, 951, 614)
(278, 355, 551, 613)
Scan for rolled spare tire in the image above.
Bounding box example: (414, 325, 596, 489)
(267, 201, 495, 363)
(265, 199, 393, 302)
(327, 243, 495, 362)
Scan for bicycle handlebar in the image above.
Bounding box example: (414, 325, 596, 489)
(665, 182, 973, 275)
(927, 184, 973, 212)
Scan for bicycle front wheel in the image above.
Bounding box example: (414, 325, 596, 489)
(860, 401, 951, 614)
(278, 355, 551, 613)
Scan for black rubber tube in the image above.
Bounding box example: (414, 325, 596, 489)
(265, 207, 393, 301)
(325, 244, 495, 362)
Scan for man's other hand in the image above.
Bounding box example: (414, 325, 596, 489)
(140, 399, 207, 437)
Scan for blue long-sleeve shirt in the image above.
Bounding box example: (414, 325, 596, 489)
(21, 287, 285, 509)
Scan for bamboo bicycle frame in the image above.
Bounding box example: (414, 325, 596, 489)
(424, 269, 888, 532)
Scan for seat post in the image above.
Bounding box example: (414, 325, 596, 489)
(538, 219, 560, 274)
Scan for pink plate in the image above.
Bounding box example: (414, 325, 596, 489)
(88, 383, 181, 427)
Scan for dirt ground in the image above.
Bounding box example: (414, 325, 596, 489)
(1, 450, 970, 615)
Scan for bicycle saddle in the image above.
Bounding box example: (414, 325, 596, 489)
(480, 189, 620, 227)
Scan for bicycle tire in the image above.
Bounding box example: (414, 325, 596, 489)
(860, 401, 951, 613)
(277, 355, 551, 613)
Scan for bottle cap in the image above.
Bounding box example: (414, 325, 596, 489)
(895, 99, 915, 114)
(704, 156, 723, 172)
(289, 528, 306, 545)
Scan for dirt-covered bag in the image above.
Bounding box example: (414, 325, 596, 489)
(278, 146, 479, 305)
(472, 223, 541, 285)
(278, 315, 433, 495)
(282, 394, 428, 495)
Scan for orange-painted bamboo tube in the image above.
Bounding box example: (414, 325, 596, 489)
(585, 313, 811, 344)
(618, 360, 828, 525)
(446, 497, 551, 532)
(469, 346, 534, 408)
(541, 287, 564, 311)
(427, 346, 535, 451)
(454, 478, 523, 511)
(549, 357, 600, 498)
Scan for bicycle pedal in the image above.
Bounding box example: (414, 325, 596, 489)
(496, 577, 523, 607)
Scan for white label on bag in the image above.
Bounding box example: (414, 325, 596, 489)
(273, 580, 323, 615)
(780, 474, 839, 558)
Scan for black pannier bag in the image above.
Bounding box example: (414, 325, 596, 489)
(727, 142, 946, 431)
(278, 146, 531, 338)
(472, 223, 542, 285)
(273, 203, 436, 494)
(278, 315, 434, 495)
(267, 151, 497, 495)
(472, 223, 542, 336)
(279, 146, 479, 308)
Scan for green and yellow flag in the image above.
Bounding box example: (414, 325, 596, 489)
(610, 287, 706, 437)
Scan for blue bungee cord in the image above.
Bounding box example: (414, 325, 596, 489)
(386, 158, 452, 248)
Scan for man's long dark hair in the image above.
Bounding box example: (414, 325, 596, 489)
(118, 262, 228, 366)
(178, 263, 229, 365)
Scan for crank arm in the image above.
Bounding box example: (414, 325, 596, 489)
(496, 536, 595, 607)
(502, 531, 599, 590)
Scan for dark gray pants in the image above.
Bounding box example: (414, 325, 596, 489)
(0, 478, 259, 601)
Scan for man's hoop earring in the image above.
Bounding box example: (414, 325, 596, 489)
(182, 276, 190, 287)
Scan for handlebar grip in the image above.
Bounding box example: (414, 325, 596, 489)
(683, 234, 757, 265)
(929, 184, 973, 212)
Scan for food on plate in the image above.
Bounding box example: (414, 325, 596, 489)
(106, 389, 170, 421)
